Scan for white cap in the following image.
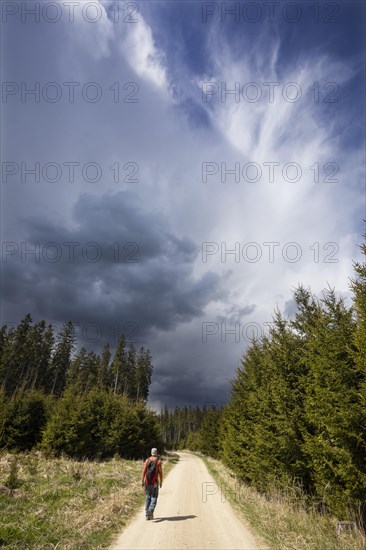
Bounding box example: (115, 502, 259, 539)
(151, 448, 158, 456)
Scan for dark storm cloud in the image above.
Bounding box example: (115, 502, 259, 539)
(2, 191, 227, 346)
(150, 348, 232, 409)
(146, 320, 247, 410)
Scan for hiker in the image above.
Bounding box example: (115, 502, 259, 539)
(141, 447, 163, 520)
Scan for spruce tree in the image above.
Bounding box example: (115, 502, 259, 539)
(0, 390, 50, 451)
(350, 240, 366, 406)
(66, 348, 99, 393)
(0, 314, 33, 395)
(135, 347, 153, 401)
(125, 343, 137, 398)
(200, 406, 222, 458)
(23, 320, 54, 391)
(299, 288, 364, 517)
(0, 324, 8, 366)
(98, 343, 112, 389)
(50, 321, 75, 396)
(349, 240, 366, 521)
(111, 335, 126, 394)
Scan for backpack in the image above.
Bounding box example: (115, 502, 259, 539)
(145, 457, 159, 486)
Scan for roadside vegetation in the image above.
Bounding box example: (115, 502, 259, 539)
(202, 454, 365, 550)
(0, 450, 178, 549)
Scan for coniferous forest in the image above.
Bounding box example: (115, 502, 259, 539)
(0, 326, 161, 459)
(1, 240, 365, 524)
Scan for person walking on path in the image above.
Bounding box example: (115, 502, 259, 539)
(141, 448, 163, 520)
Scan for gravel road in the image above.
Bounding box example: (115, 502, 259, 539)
(110, 451, 261, 550)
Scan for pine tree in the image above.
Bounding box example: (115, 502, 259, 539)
(222, 337, 275, 488)
(300, 288, 365, 516)
(222, 308, 307, 491)
(0, 325, 12, 391)
(349, 239, 366, 525)
(125, 343, 137, 398)
(0, 324, 8, 365)
(135, 347, 153, 401)
(98, 343, 112, 389)
(23, 321, 54, 392)
(50, 321, 75, 396)
(66, 348, 99, 393)
(264, 311, 308, 486)
(0, 390, 50, 451)
(200, 406, 222, 458)
(0, 314, 33, 395)
(350, 240, 366, 405)
(160, 405, 170, 446)
(42, 388, 163, 459)
(83, 351, 99, 393)
(111, 335, 126, 394)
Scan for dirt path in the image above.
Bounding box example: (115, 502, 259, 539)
(110, 451, 262, 549)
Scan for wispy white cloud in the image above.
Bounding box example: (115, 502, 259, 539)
(60, 0, 169, 92)
(117, 15, 168, 91)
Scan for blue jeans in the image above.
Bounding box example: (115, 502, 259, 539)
(145, 483, 159, 516)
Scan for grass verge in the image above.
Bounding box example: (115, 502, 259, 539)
(0, 450, 179, 549)
(200, 454, 365, 550)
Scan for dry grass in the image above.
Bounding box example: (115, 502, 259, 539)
(202, 455, 366, 550)
(0, 451, 178, 549)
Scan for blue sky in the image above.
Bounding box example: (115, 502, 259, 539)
(1, 1, 365, 408)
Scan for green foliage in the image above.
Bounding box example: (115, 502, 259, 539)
(350, 241, 366, 424)
(0, 317, 156, 459)
(220, 242, 366, 523)
(158, 404, 224, 458)
(298, 287, 366, 517)
(159, 405, 205, 449)
(184, 430, 203, 451)
(0, 319, 153, 403)
(49, 321, 75, 396)
(41, 388, 162, 459)
(0, 314, 33, 395)
(199, 407, 223, 458)
(110, 337, 153, 401)
(0, 317, 72, 396)
(0, 390, 52, 452)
